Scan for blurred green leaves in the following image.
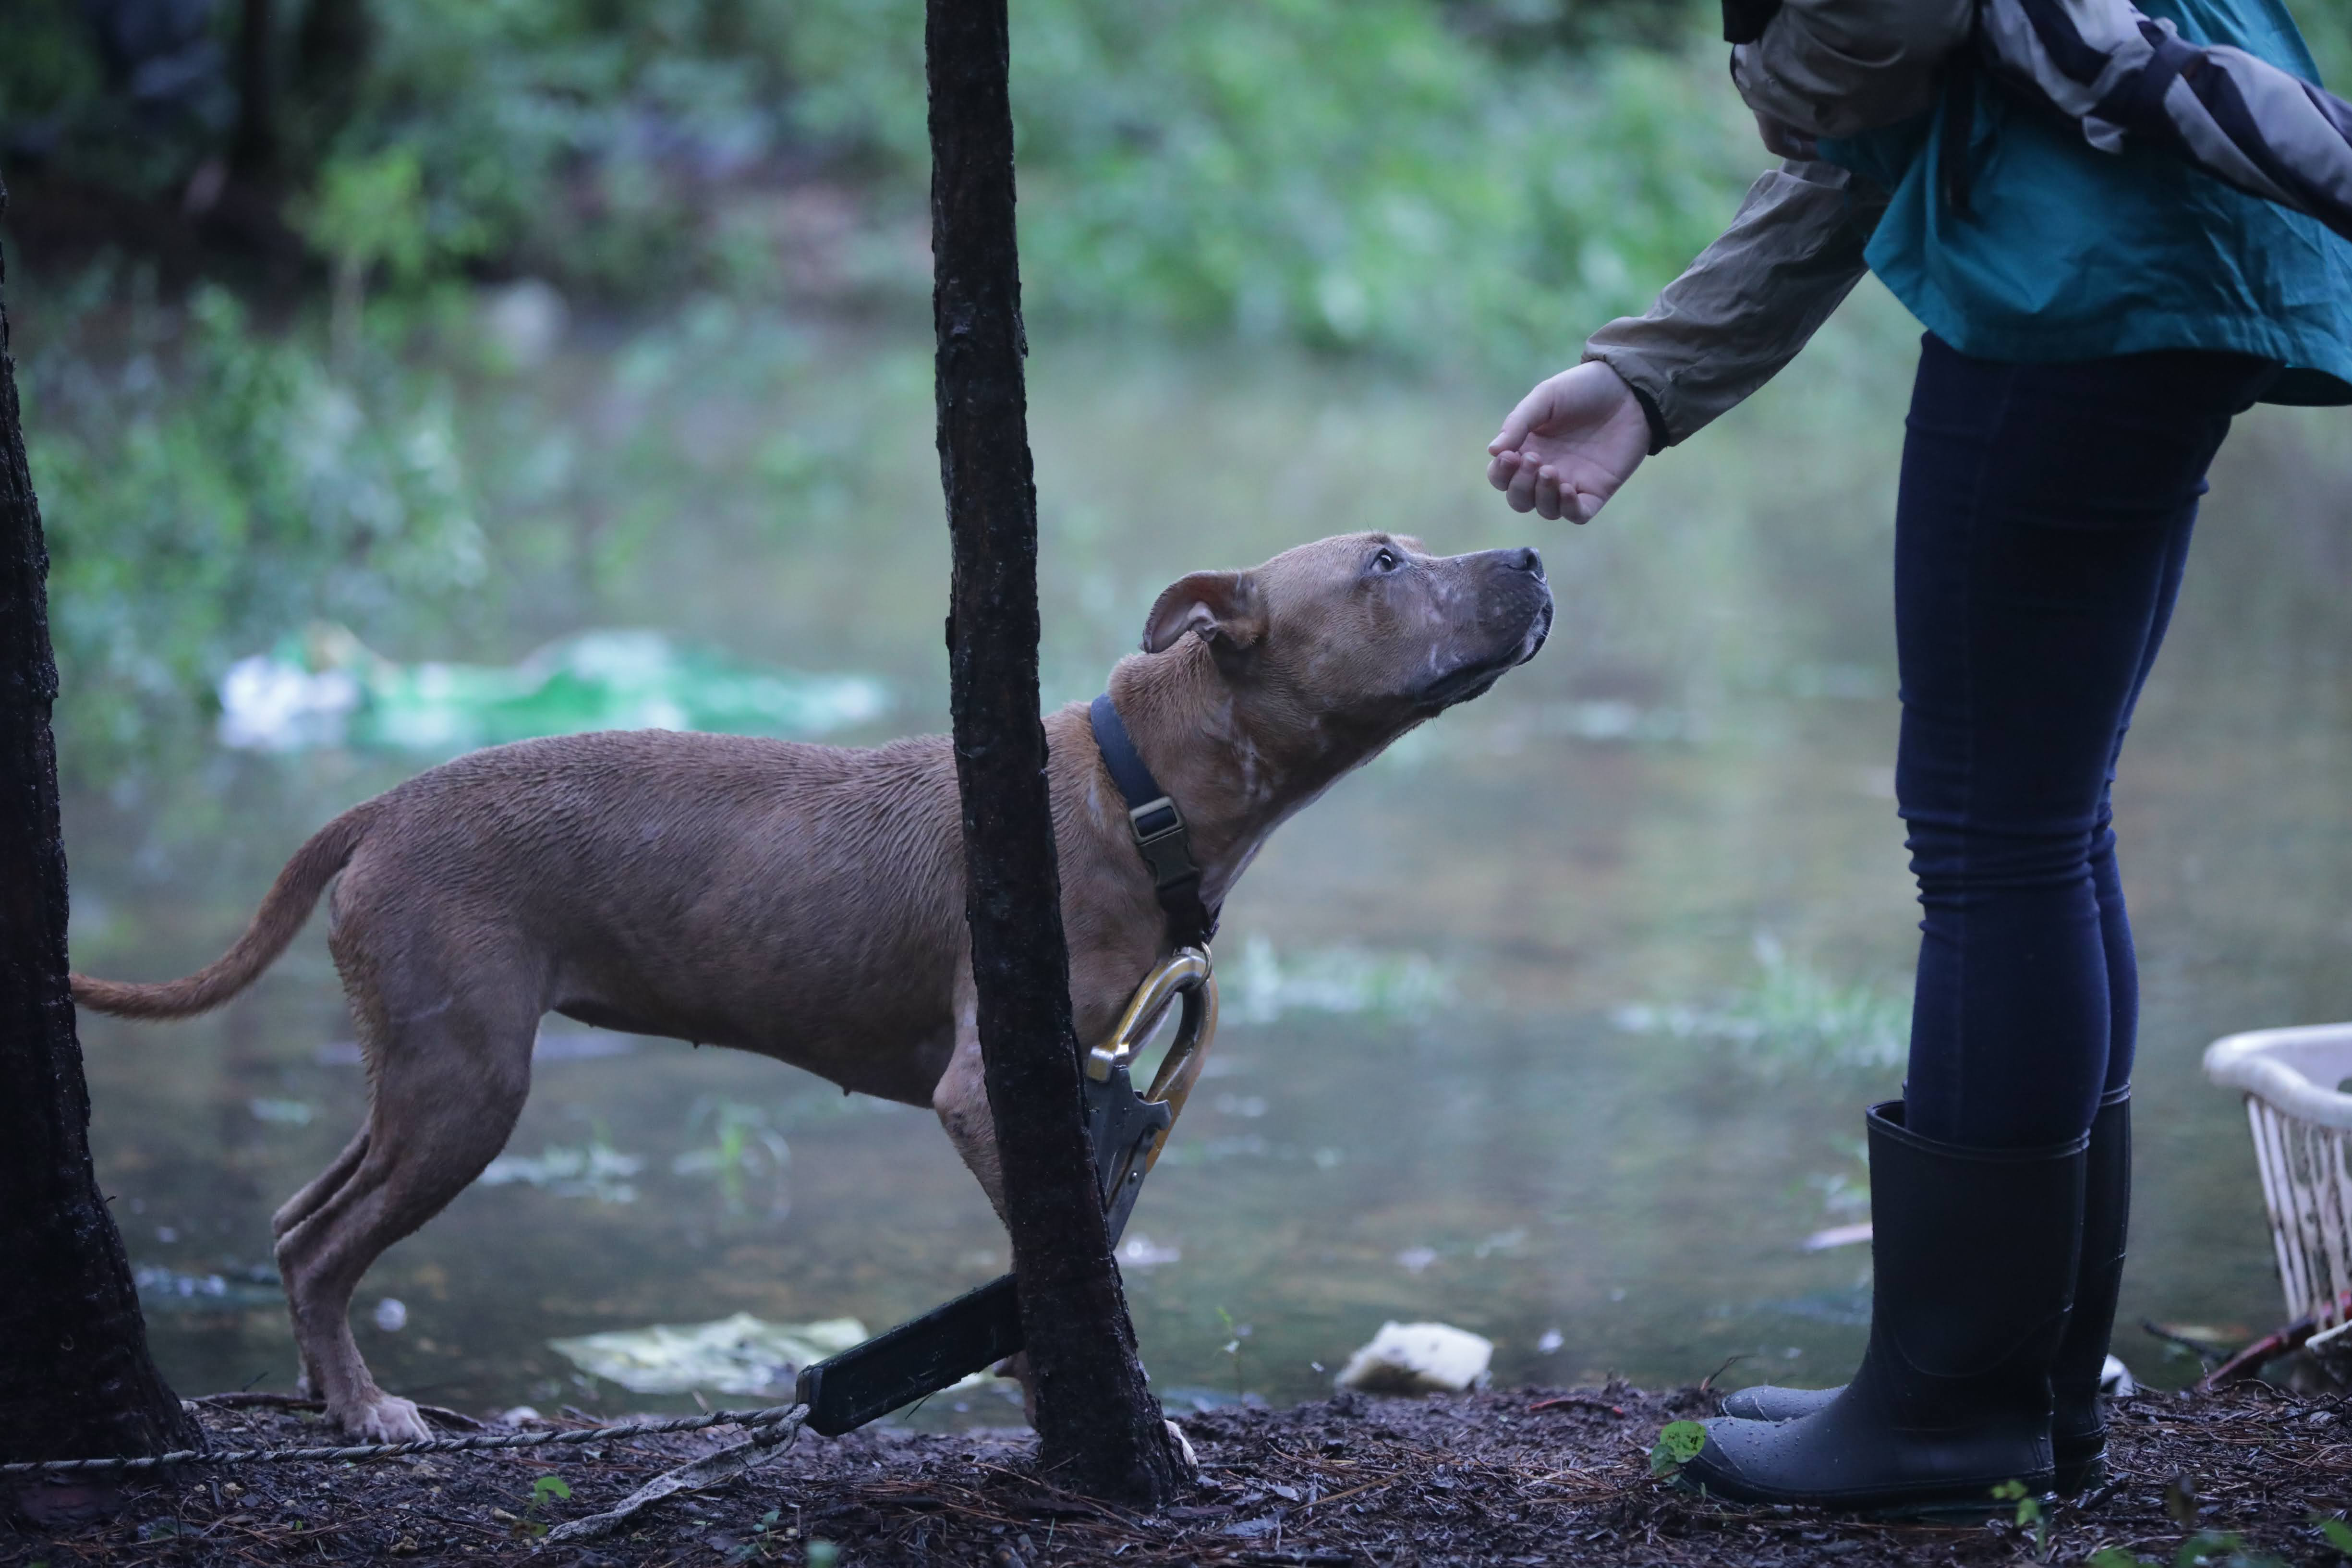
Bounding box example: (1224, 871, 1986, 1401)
(9, 0, 1762, 372)
(783, 0, 1759, 372)
(24, 272, 484, 778)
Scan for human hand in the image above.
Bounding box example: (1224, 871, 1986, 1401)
(1485, 361, 1651, 523)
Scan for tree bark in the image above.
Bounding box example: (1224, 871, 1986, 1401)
(0, 181, 202, 1467)
(230, 0, 279, 180)
(926, 0, 1185, 1508)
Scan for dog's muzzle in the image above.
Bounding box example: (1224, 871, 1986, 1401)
(1414, 552, 1553, 708)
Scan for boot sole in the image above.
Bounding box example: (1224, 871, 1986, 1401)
(1674, 1469, 2060, 1518)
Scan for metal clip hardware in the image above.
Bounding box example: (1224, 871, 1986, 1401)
(794, 946, 1219, 1436)
(1127, 795, 1198, 891)
(1082, 947, 1218, 1245)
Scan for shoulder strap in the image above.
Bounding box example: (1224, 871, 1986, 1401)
(1088, 693, 1218, 951)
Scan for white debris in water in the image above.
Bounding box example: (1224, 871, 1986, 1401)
(1118, 1234, 1182, 1268)
(550, 1313, 868, 1396)
(218, 656, 362, 752)
(133, 1264, 282, 1313)
(248, 1097, 317, 1126)
(1536, 1329, 1564, 1354)
(480, 279, 570, 369)
(1474, 1228, 1527, 1258)
(478, 1144, 645, 1203)
(373, 1297, 408, 1332)
(1222, 935, 1453, 1026)
(1536, 699, 1689, 743)
(1335, 1322, 1493, 1395)
(218, 626, 892, 755)
(1394, 1246, 1438, 1276)
(1801, 1221, 1874, 1252)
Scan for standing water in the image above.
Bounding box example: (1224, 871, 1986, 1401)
(54, 283, 2352, 1422)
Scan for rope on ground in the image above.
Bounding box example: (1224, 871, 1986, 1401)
(0, 1402, 811, 1478)
(539, 1419, 806, 1548)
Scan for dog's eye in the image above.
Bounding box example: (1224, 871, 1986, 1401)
(1370, 547, 1400, 573)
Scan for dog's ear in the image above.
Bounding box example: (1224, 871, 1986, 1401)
(1142, 571, 1264, 655)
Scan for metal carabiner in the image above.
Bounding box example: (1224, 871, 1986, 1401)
(1082, 946, 1218, 1241)
(1087, 946, 1218, 1167)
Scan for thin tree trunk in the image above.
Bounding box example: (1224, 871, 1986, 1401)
(230, 0, 279, 180)
(0, 181, 201, 1467)
(926, 0, 1185, 1508)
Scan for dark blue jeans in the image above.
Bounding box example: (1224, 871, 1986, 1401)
(1896, 335, 2279, 1151)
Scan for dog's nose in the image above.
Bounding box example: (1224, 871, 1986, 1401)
(1509, 547, 1544, 580)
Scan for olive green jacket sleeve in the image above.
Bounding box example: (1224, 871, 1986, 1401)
(1730, 0, 1970, 139)
(1582, 158, 1887, 451)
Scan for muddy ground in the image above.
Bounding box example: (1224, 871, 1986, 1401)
(7, 1382, 2350, 1567)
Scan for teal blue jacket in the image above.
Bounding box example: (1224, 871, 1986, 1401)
(1819, 0, 2352, 403)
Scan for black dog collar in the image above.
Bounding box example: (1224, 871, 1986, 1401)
(1088, 693, 1218, 951)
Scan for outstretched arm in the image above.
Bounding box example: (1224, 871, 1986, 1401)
(1734, 0, 1972, 139)
(1488, 156, 1886, 520)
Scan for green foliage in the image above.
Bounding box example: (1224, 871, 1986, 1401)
(1217, 1306, 1252, 1401)
(1994, 1479, 2049, 1557)
(6, 0, 1760, 370)
(1613, 934, 1912, 1078)
(297, 148, 438, 290)
(1648, 1418, 1706, 1476)
(529, 1473, 572, 1507)
(2089, 1534, 2291, 1568)
(0, 0, 100, 122)
(2318, 1513, 2352, 1553)
(22, 270, 484, 780)
(674, 1099, 791, 1216)
(786, 0, 1755, 371)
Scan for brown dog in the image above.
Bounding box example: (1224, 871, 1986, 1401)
(73, 532, 1550, 1442)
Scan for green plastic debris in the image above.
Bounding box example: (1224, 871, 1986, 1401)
(219, 626, 890, 755)
(548, 1313, 869, 1396)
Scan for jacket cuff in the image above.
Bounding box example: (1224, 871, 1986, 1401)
(1581, 348, 1675, 456)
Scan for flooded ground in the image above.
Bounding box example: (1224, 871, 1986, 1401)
(55, 281, 2352, 1424)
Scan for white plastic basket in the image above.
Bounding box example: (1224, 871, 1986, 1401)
(2204, 1022, 2352, 1335)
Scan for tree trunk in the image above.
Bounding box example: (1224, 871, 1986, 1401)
(0, 182, 202, 1467)
(230, 0, 279, 180)
(925, 0, 1185, 1508)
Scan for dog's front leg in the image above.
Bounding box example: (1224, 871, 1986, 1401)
(931, 986, 1009, 1226)
(930, 986, 1042, 1415)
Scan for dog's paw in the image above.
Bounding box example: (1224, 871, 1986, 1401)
(339, 1393, 431, 1445)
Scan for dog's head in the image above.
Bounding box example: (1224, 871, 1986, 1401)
(1140, 532, 1551, 757)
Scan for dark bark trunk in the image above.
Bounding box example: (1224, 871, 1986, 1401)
(0, 181, 201, 1467)
(230, 0, 279, 180)
(925, 0, 1184, 1508)
(290, 0, 373, 167)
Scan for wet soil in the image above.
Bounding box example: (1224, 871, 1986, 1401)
(7, 1383, 2350, 1567)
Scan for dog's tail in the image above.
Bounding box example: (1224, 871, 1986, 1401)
(71, 802, 381, 1020)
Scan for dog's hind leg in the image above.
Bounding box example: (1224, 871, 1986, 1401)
(274, 964, 539, 1443)
(272, 1128, 369, 1398)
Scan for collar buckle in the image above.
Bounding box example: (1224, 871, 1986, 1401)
(1127, 796, 1199, 892)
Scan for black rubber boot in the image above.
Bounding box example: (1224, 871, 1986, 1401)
(1679, 1102, 2085, 1513)
(2047, 1086, 2130, 1488)
(1718, 1090, 2128, 1494)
